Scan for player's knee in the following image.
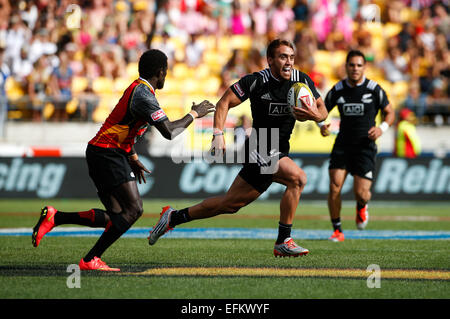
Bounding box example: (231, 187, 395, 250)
(329, 182, 343, 197)
(289, 170, 307, 190)
(355, 188, 371, 203)
(124, 201, 144, 223)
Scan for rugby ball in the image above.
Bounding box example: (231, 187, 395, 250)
(287, 82, 314, 110)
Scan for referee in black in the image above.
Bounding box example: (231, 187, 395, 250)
(319, 50, 395, 242)
(149, 39, 328, 257)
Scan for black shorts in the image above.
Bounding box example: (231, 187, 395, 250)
(86, 144, 135, 194)
(329, 142, 377, 180)
(238, 152, 288, 193)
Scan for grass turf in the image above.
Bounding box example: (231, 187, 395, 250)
(0, 199, 449, 300)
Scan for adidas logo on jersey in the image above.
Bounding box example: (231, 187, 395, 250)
(337, 96, 346, 104)
(261, 93, 272, 100)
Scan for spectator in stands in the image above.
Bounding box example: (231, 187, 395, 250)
(87, 0, 111, 34)
(394, 108, 421, 158)
(0, 47, 9, 138)
(217, 68, 232, 97)
(121, 18, 145, 63)
(433, 3, 450, 38)
(114, 0, 130, 35)
(0, 0, 447, 127)
(397, 22, 415, 53)
(230, 0, 247, 35)
(379, 46, 408, 83)
(311, 0, 335, 46)
(246, 48, 266, 74)
(49, 51, 73, 121)
(404, 80, 427, 123)
(294, 27, 318, 70)
(357, 0, 380, 23)
(11, 47, 33, 84)
(177, 2, 206, 37)
(4, 15, 29, 66)
(28, 28, 57, 64)
(184, 33, 205, 68)
(293, 0, 309, 22)
(269, 0, 295, 37)
(385, 0, 405, 24)
(427, 76, 450, 126)
(154, 32, 176, 69)
(355, 29, 375, 64)
(27, 55, 53, 121)
(222, 49, 247, 81)
(336, 0, 353, 44)
(0, 0, 11, 24)
(250, 0, 268, 43)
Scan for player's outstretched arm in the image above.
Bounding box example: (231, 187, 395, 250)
(154, 100, 215, 140)
(211, 88, 242, 155)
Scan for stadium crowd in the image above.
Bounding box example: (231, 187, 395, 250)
(0, 0, 448, 126)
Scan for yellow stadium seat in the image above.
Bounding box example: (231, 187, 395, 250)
(172, 63, 193, 79)
(364, 22, 383, 38)
(71, 76, 88, 94)
(229, 35, 252, 50)
(158, 94, 184, 109)
(66, 98, 79, 115)
(92, 77, 114, 95)
(195, 64, 211, 79)
(114, 77, 130, 93)
(5, 77, 25, 99)
(126, 62, 139, 79)
(384, 23, 402, 38)
(182, 78, 202, 95)
(43, 102, 55, 120)
(314, 50, 331, 65)
(163, 77, 182, 94)
(331, 51, 347, 69)
(201, 76, 221, 96)
(163, 106, 184, 119)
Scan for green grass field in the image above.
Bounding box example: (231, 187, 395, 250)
(0, 199, 449, 301)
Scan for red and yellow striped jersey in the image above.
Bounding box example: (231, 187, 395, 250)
(89, 78, 167, 153)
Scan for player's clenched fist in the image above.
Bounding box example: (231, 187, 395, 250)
(191, 100, 216, 118)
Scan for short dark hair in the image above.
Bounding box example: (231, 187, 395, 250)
(266, 39, 295, 59)
(346, 50, 366, 64)
(138, 49, 168, 80)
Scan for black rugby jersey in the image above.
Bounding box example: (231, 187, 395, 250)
(230, 68, 320, 154)
(325, 77, 389, 145)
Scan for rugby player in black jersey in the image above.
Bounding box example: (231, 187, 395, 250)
(149, 39, 328, 257)
(31, 49, 215, 271)
(319, 50, 395, 242)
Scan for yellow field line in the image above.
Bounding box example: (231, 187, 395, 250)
(123, 267, 450, 280)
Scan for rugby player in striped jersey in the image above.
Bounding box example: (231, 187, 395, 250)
(32, 49, 215, 271)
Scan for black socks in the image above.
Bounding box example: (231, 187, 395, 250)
(332, 217, 342, 232)
(83, 214, 130, 262)
(276, 222, 292, 244)
(54, 209, 108, 227)
(168, 208, 191, 228)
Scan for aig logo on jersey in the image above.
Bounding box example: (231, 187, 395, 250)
(343, 103, 364, 116)
(269, 103, 291, 116)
